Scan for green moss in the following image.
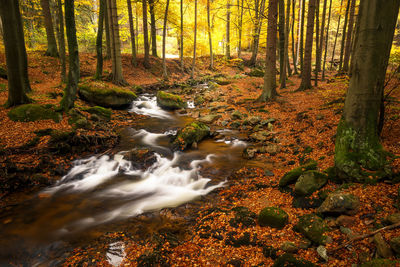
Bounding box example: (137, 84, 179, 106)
(83, 106, 112, 120)
(156, 91, 187, 110)
(294, 214, 329, 245)
(272, 253, 316, 267)
(279, 160, 318, 187)
(248, 68, 265, 77)
(361, 259, 397, 267)
(294, 171, 328, 196)
(172, 121, 210, 150)
(258, 207, 289, 229)
(229, 206, 257, 228)
(8, 104, 61, 122)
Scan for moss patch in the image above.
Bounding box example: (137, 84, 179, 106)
(172, 121, 210, 150)
(8, 104, 61, 122)
(294, 214, 329, 245)
(279, 160, 318, 187)
(83, 106, 112, 120)
(156, 91, 187, 110)
(258, 207, 289, 229)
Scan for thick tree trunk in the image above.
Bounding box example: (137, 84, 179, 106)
(342, 0, 356, 73)
(258, 0, 278, 102)
(278, 0, 286, 88)
(127, 0, 137, 66)
(95, 0, 105, 80)
(322, 0, 332, 80)
(180, 0, 184, 70)
(314, 0, 320, 87)
(299, 0, 305, 73)
(339, 0, 350, 71)
(292, 0, 299, 74)
(1, 0, 31, 107)
(207, 0, 214, 69)
(334, 0, 400, 182)
(237, 0, 244, 58)
(56, 0, 66, 82)
(226, 1, 231, 59)
(297, 0, 316, 91)
(40, 0, 58, 57)
(285, 0, 292, 77)
(60, 0, 79, 111)
(191, 0, 197, 78)
(104, 4, 112, 60)
(149, 0, 157, 57)
(330, 0, 344, 70)
(143, 0, 150, 69)
(16, 0, 31, 93)
(162, 0, 170, 79)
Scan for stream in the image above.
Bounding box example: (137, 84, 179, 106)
(0, 94, 250, 265)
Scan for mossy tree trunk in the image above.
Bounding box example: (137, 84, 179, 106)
(127, 0, 137, 66)
(258, 0, 278, 102)
(1, 0, 31, 107)
(162, 0, 170, 79)
(16, 0, 31, 93)
(292, 0, 298, 75)
(237, 0, 244, 58)
(285, 0, 291, 77)
(60, 0, 79, 111)
(40, 0, 58, 57)
(249, 0, 266, 66)
(56, 0, 66, 83)
(317, 0, 327, 82)
(334, 0, 400, 182)
(299, 0, 305, 73)
(314, 0, 320, 87)
(142, 0, 150, 69)
(95, 0, 105, 80)
(149, 0, 158, 57)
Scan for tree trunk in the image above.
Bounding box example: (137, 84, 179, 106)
(334, 0, 400, 182)
(298, 0, 316, 91)
(95, 0, 105, 80)
(191, 0, 197, 78)
(142, 0, 150, 68)
(314, 0, 320, 87)
(16, 0, 31, 93)
(339, 0, 350, 71)
(330, 0, 344, 70)
(317, 0, 327, 81)
(237, 0, 244, 58)
(299, 0, 305, 73)
(249, 0, 266, 66)
(292, 0, 298, 75)
(278, 0, 286, 88)
(56, 0, 66, 82)
(40, 0, 58, 57)
(207, 0, 214, 69)
(226, 0, 231, 60)
(60, 0, 79, 111)
(104, 4, 112, 60)
(135, 2, 139, 55)
(258, 0, 278, 101)
(342, 0, 356, 73)
(180, 0, 184, 70)
(127, 0, 137, 66)
(322, 0, 332, 80)
(162, 0, 170, 79)
(0, 0, 31, 107)
(285, 0, 292, 77)
(149, 0, 157, 57)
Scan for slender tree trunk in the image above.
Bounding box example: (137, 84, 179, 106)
(135, 2, 139, 55)
(142, 0, 150, 68)
(258, 0, 278, 101)
(191, 0, 197, 78)
(292, 0, 299, 74)
(16, 0, 31, 93)
(342, 0, 356, 73)
(104, 5, 112, 59)
(149, 0, 157, 57)
(278, 0, 286, 88)
(322, 0, 332, 80)
(334, 0, 400, 181)
(238, 0, 244, 58)
(298, 0, 316, 91)
(226, 0, 231, 59)
(127, 0, 137, 66)
(314, 0, 320, 87)
(60, 0, 79, 111)
(299, 0, 306, 73)
(180, 0, 184, 70)
(56, 0, 66, 82)
(317, 0, 327, 81)
(249, 0, 266, 66)
(285, 0, 292, 77)
(330, 0, 344, 70)
(162, 0, 170, 79)
(339, 0, 350, 71)
(1, 0, 31, 107)
(40, 0, 58, 57)
(95, 0, 105, 80)
(207, 0, 214, 69)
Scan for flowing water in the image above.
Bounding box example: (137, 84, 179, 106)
(0, 94, 250, 265)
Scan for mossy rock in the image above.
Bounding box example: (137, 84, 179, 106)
(229, 206, 257, 228)
(317, 192, 359, 215)
(361, 259, 398, 267)
(294, 170, 328, 196)
(390, 236, 400, 256)
(156, 91, 187, 110)
(279, 161, 318, 187)
(172, 121, 210, 150)
(258, 207, 289, 229)
(272, 253, 316, 267)
(68, 108, 90, 129)
(215, 77, 231, 85)
(78, 82, 136, 109)
(194, 95, 206, 106)
(248, 68, 264, 77)
(8, 104, 61, 122)
(294, 214, 329, 245)
(83, 106, 112, 121)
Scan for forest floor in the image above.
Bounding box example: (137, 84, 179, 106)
(1, 52, 400, 266)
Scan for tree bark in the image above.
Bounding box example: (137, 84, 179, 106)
(249, 0, 266, 66)
(149, 0, 158, 57)
(180, 0, 184, 70)
(342, 0, 356, 73)
(40, 0, 58, 57)
(237, 0, 244, 58)
(314, 0, 320, 87)
(16, 0, 31, 92)
(207, 0, 214, 69)
(317, 0, 327, 81)
(339, 0, 350, 71)
(330, 0, 344, 70)
(143, 0, 150, 69)
(285, 0, 292, 77)
(297, 0, 316, 91)
(104, 3, 112, 60)
(56, 0, 66, 82)
(226, 0, 231, 59)
(299, 0, 305, 73)
(0, 0, 31, 107)
(278, 0, 286, 88)
(60, 0, 79, 111)
(292, 0, 299, 75)
(322, 0, 332, 80)
(191, 0, 197, 78)
(95, 0, 105, 80)
(162, 0, 170, 79)
(258, 0, 278, 102)
(127, 0, 137, 66)
(334, 0, 400, 182)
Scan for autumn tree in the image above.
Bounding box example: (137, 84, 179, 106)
(342, 0, 356, 73)
(338, 0, 350, 71)
(207, 0, 214, 69)
(143, 0, 150, 68)
(180, 0, 184, 70)
(149, 0, 158, 57)
(127, 0, 137, 66)
(95, 0, 105, 80)
(334, 0, 400, 181)
(226, 0, 231, 60)
(56, 0, 66, 82)
(162, 0, 170, 79)
(278, 0, 286, 88)
(40, 0, 59, 57)
(191, 0, 197, 78)
(249, 0, 266, 66)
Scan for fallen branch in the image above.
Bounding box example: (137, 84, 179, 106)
(330, 221, 400, 253)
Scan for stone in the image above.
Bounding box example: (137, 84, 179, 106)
(318, 192, 360, 215)
(250, 131, 271, 142)
(389, 236, 400, 256)
(280, 242, 298, 253)
(294, 171, 328, 196)
(83, 106, 112, 121)
(361, 259, 398, 267)
(336, 215, 357, 227)
(8, 104, 62, 122)
(215, 77, 231, 85)
(317, 245, 328, 261)
(231, 110, 243, 120)
(258, 207, 289, 229)
(172, 121, 210, 151)
(248, 68, 264, 77)
(264, 144, 281, 154)
(248, 116, 262, 125)
(272, 254, 316, 267)
(294, 214, 329, 245)
(199, 114, 222, 124)
(230, 121, 242, 129)
(243, 147, 257, 159)
(374, 233, 393, 258)
(386, 213, 400, 225)
(156, 91, 187, 110)
(279, 161, 318, 187)
(264, 169, 274, 176)
(194, 95, 205, 106)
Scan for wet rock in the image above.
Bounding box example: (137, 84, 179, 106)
(199, 114, 222, 124)
(231, 110, 243, 120)
(122, 149, 157, 170)
(172, 121, 210, 150)
(156, 91, 187, 110)
(294, 214, 329, 245)
(272, 253, 316, 267)
(8, 104, 61, 122)
(390, 236, 400, 256)
(279, 160, 318, 187)
(258, 207, 288, 229)
(83, 106, 112, 121)
(318, 192, 359, 215)
(385, 213, 400, 225)
(250, 130, 271, 142)
(294, 171, 328, 196)
(280, 242, 298, 253)
(374, 233, 393, 258)
(264, 144, 281, 155)
(242, 147, 257, 159)
(336, 215, 357, 227)
(79, 83, 136, 109)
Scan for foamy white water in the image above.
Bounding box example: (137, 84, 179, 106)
(130, 94, 172, 119)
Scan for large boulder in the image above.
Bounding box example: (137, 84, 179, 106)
(156, 91, 187, 110)
(390, 236, 400, 256)
(172, 121, 210, 150)
(317, 192, 359, 215)
(294, 171, 328, 196)
(294, 214, 329, 245)
(258, 207, 289, 229)
(374, 233, 393, 258)
(279, 161, 318, 187)
(78, 82, 136, 109)
(8, 104, 61, 122)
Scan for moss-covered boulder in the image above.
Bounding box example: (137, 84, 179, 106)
(172, 121, 210, 150)
(294, 214, 329, 245)
(83, 106, 112, 121)
(199, 114, 221, 124)
(68, 109, 90, 129)
(317, 192, 359, 215)
(390, 236, 400, 256)
(8, 104, 61, 122)
(294, 171, 328, 196)
(272, 253, 316, 267)
(279, 161, 318, 187)
(258, 207, 289, 229)
(78, 82, 137, 109)
(156, 91, 187, 110)
(248, 68, 265, 77)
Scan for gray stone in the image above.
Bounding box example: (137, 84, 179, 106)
(318, 192, 360, 215)
(199, 114, 222, 124)
(280, 242, 298, 253)
(386, 213, 400, 225)
(294, 214, 329, 245)
(374, 233, 393, 258)
(250, 131, 271, 142)
(389, 236, 400, 256)
(294, 171, 328, 196)
(231, 110, 243, 120)
(317, 245, 328, 262)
